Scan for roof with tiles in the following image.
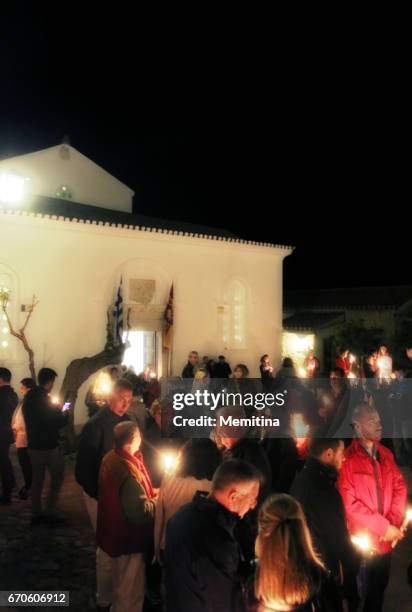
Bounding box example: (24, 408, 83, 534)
(0, 195, 293, 249)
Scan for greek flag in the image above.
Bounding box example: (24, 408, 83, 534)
(113, 278, 123, 345)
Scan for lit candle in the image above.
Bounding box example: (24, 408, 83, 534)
(292, 413, 309, 439)
(351, 534, 371, 553)
(298, 367, 307, 378)
(95, 372, 113, 396)
(401, 507, 412, 531)
(161, 452, 178, 474)
(51, 396, 59, 405)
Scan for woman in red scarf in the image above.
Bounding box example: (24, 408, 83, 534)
(97, 422, 156, 612)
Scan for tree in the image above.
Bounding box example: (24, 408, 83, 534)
(0, 289, 38, 380)
(334, 319, 384, 359)
(59, 309, 127, 449)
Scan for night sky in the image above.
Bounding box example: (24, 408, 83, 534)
(1, 17, 408, 291)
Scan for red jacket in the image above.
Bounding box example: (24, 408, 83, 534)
(338, 440, 407, 554)
(336, 357, 351, 377)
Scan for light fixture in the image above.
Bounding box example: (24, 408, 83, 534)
(0, 173, 28, 204)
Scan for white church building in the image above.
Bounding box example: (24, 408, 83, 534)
(0, 143, 292, 424)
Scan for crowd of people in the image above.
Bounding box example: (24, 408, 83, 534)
(0, 343, 411, 611)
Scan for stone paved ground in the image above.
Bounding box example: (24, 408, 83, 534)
(1, 449, 411, 611)
(0, 451, 97, 611)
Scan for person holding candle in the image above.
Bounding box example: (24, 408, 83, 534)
(376, 345, 393, 382)
(11, 377, 35, 500)
(154, 438, 221, 563)
(336, 349, 351, 378)
(22, 367, 68, 524)
(247, 493, 342, 611)
(97, 421, 156, 612)
(303, 349, 320, 379)
(75, 378, 133, 611)
(338, 402, 407, 611)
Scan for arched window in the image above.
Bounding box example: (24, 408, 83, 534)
(222, 280, 247, 349)
(0, 265, 17, 359)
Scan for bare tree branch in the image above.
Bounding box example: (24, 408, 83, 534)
(0, 293, 37, 380)
(21, 296, 39, 334)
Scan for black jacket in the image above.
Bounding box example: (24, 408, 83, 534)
(223, 438, 272, 567)
(0, 384, 18, 444)
(224, 438, 272, 502)
(22, 387, 67, 451)
(165, 491, 241, 612)
(212, 361, 232, 378)
(262, 436, 298, 493)
(75, 407, 130, 499)
(182, 362, 195, 378)
(290, 457, 359, 603)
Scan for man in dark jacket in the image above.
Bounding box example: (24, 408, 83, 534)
(290, 437, 359, 611)
(0, 367, 18, 504)
(216, 406, 272, 567)
(165, 459, 261, 612)
(22, 367, 67, 522)
(75, 378, 133, 611)
(212, 355, 232, 379)
(181, 350, 199, 378)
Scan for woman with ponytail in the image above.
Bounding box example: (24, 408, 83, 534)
(248, 494, 342, 611)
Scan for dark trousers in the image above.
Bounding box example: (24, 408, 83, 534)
(0, 441, 15, 500)
(17, 447, 32, 490)
(28, 447, 64, 516)
(361, 553, 391, 612)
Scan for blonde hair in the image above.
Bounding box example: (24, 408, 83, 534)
(255, 494, 324, 609)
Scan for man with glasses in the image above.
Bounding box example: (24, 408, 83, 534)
(164, 459, 261, 612)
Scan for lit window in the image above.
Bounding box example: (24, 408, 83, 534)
(0, 267, 17, 358)
(222, 280, 247, 349)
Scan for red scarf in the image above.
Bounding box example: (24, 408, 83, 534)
(116, 448, 155, 500)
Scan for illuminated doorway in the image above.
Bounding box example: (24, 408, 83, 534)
(122, 330, 158, 375)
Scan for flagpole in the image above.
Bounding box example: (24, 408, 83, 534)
(125, 307, 131, 344)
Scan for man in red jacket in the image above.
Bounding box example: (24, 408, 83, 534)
(338, 402, 407, 612)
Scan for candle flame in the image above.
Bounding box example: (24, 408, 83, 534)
(292, 413, 309, 438)
(162, 453, 178, 473)
(351, 534, 371, 552)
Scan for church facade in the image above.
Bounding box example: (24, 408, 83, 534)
(0, 144, 292, 424)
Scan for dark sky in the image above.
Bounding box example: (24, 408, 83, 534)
(1, 17, 408, 290)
